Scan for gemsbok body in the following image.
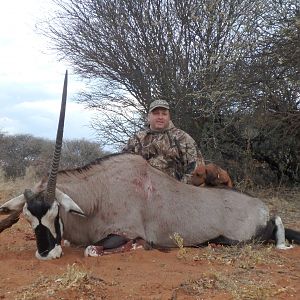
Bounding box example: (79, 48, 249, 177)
(1, 71, 299, 260)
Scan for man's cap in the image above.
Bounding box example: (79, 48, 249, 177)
(149, 100, 170, 112)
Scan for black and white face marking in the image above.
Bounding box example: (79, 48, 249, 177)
(23, 196, 63, 260)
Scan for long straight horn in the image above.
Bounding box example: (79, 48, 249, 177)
(45, 70, 68, 203)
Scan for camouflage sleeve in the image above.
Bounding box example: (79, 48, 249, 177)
(175, 130, 204, 182)
(122, 133, 143, 155)
(122, 135, 140, 154)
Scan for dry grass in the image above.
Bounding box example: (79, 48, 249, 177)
(193, 242, 285, 268)
(174, 242, 294, 299)
(0, 167, 38, 204)
(176, 270, 295, 300)
(15, 263, 106, 300)
(170, 232, 188, 258)
(250, 186, 300, 227)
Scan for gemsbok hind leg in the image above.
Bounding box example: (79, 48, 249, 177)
(274, 216, 294, 250)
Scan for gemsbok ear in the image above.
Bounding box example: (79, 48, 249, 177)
(55, 189, 86, 217)
(23, 189, 36, 201)
(0, 195, 26, 214)
(32, 177, 48, 194)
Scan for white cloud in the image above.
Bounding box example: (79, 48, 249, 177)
(0, 98, 97, 140)
(0, 116, 22, 135)
(0, 0, 98, 142)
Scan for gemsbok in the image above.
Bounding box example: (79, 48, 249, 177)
(1, 71, 299, 260)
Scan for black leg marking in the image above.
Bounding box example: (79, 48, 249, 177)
(255, 218, 276, 243)
(94, 234, 130, 249)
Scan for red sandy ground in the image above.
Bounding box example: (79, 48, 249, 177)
(0, 216, 299, 300)
(1, 188, 300, 300)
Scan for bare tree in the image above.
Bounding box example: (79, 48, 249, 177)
(0, 134, 106, 179)
(41, 0, 270, 143)
(0, 134, 49, 178)
(40, 0, 300, 185)
(60, 138, 106, 169)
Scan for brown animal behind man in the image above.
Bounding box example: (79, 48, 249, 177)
(191, 163, 233, 188)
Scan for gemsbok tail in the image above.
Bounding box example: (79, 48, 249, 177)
(285, 228, 300, 245)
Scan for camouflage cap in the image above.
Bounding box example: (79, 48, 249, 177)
(149, 100, 170, 112)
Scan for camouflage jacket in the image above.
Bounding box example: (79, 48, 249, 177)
(123, 121, 204, 182)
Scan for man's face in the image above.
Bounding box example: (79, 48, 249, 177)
(148, 108, 170, 130)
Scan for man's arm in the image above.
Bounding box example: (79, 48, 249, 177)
(122, 132, 146, 154)
(122, 135, 138, 153)
(175, 130, 204, 182)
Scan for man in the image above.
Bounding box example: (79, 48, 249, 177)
(123, 100, 204, 183)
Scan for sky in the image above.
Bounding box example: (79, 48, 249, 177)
(0, 0, 98, 142)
